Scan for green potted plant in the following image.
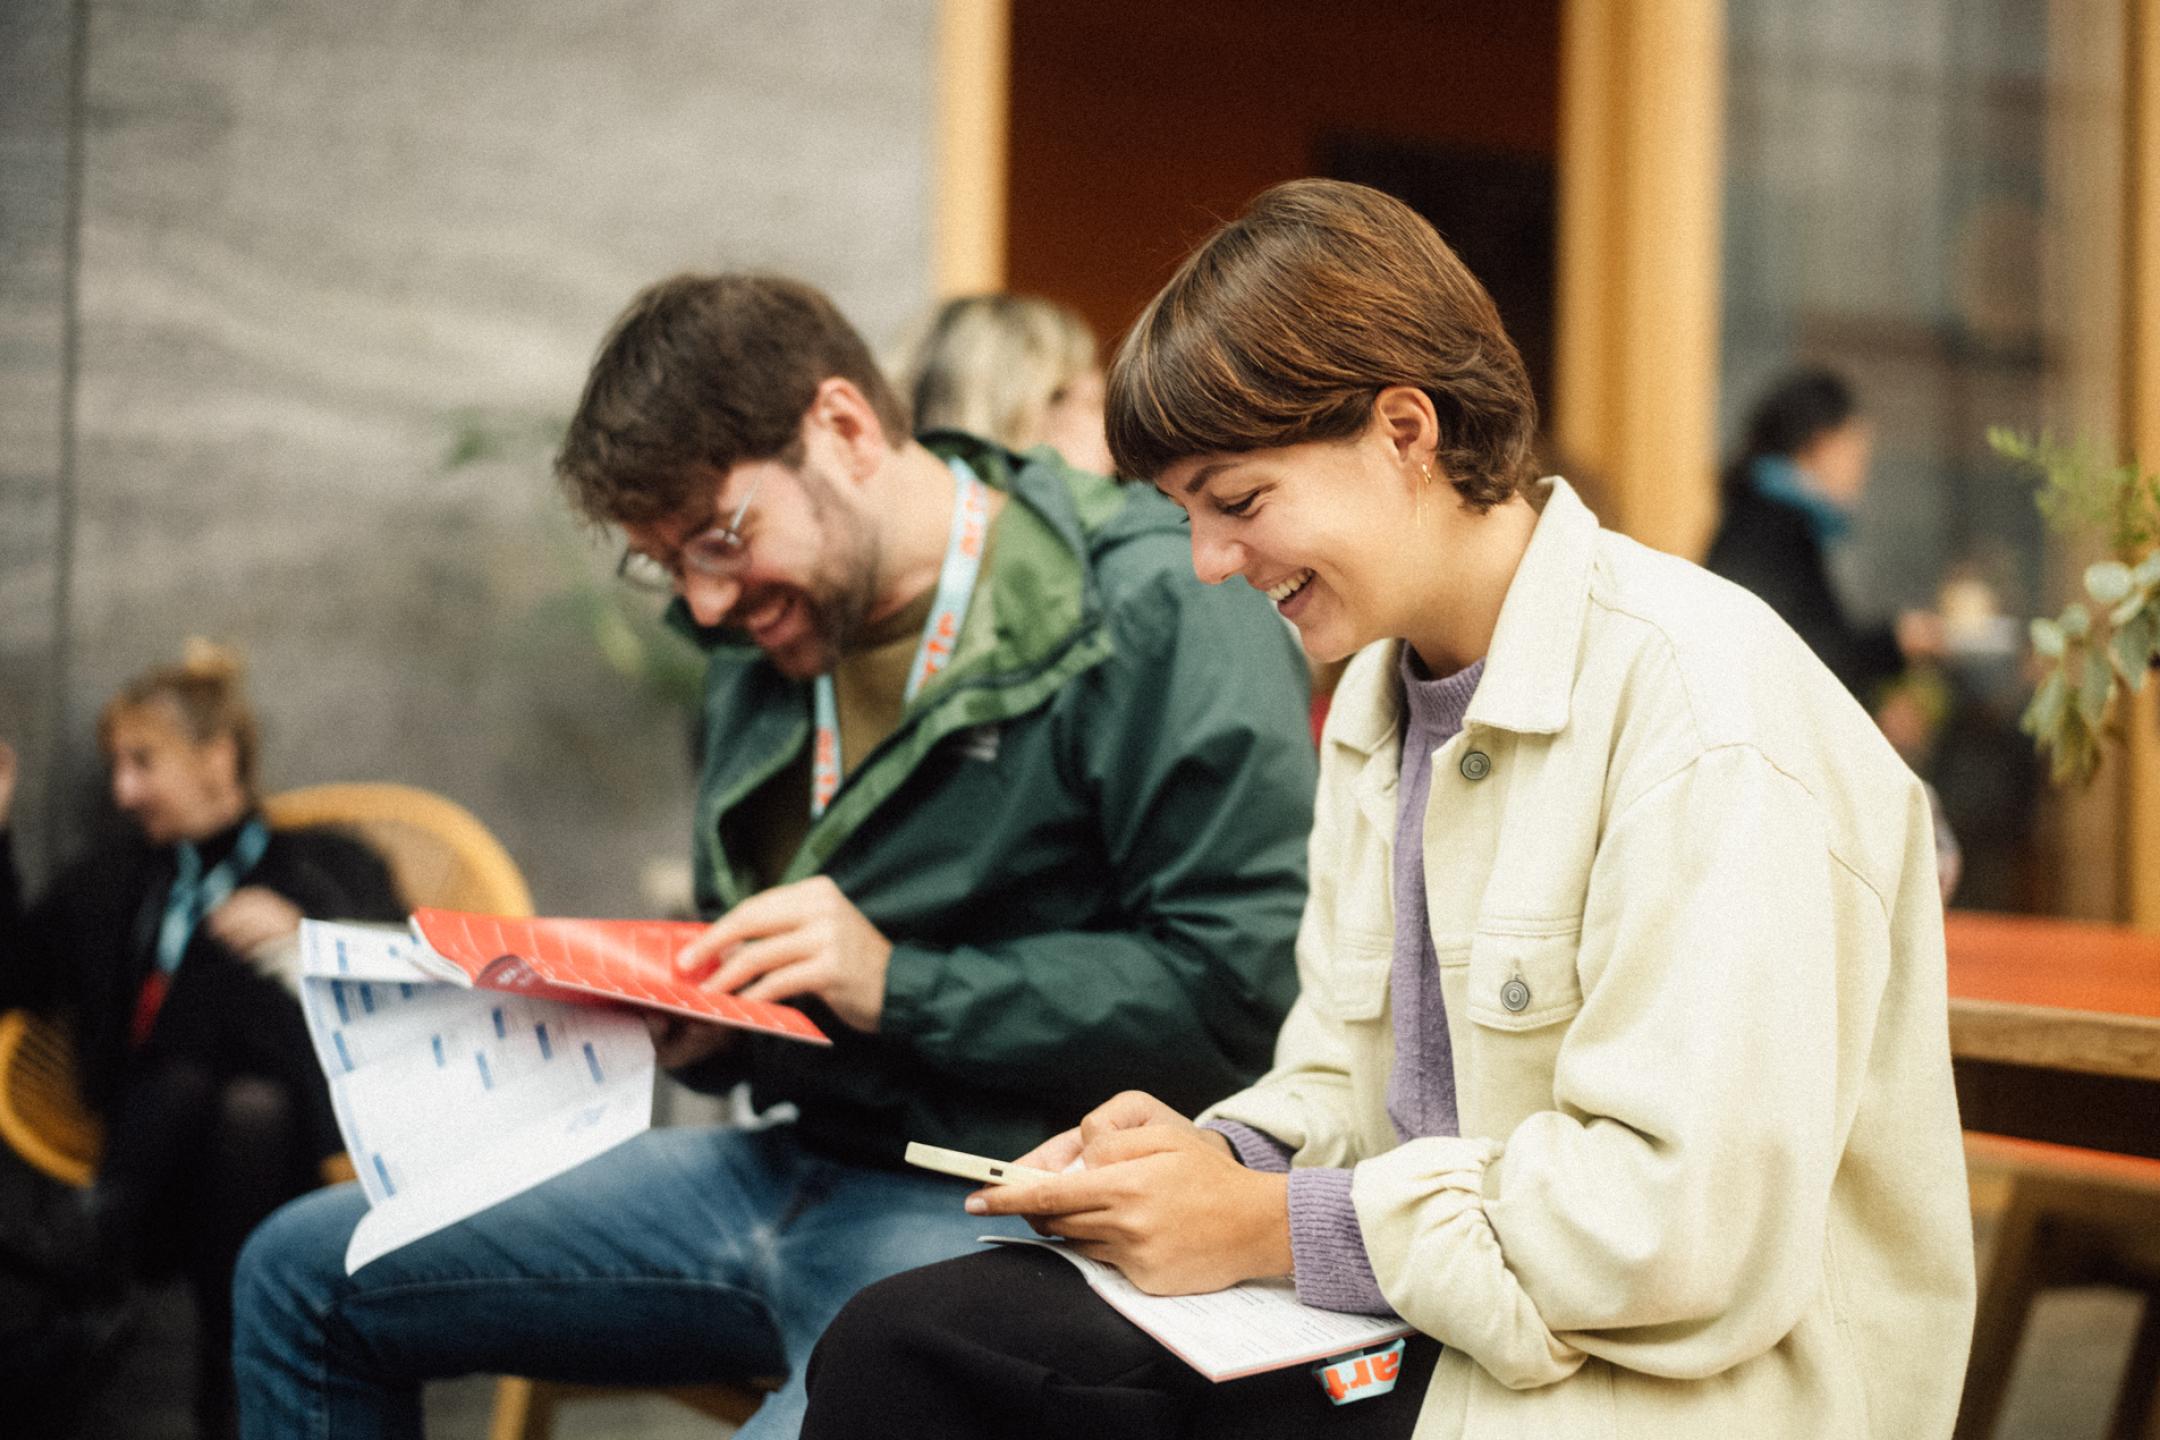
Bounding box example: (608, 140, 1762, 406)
(443, 407, 708, 712)
(1990, 429, 2160, 785)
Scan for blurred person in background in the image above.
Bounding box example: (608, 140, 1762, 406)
(1705, 367, 1944, 701)
(898, 292, 1116, 474)
(0, 641, 402, 1439)
(1706, 368, 1961, 900)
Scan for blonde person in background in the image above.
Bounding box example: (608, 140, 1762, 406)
(898, 293, 1116, 474)
(902, 293, 1341, 733)
(0, 641, 403, 1439)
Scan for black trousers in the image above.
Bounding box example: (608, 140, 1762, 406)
(802, 1246, 1439, 1440)
(100, 1059, 316, 1439)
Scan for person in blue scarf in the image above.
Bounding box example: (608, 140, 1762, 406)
(1705, 368, 1943, 702)
(0, 641, 402, 1439)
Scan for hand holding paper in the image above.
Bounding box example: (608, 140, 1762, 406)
(673, 875, 893, 1033)
(1005, 1089, 1236, 1175)
(644, 1011, 739, 1071)
(967, 1089, 1291, 1297)
(411, 909, 827, 1044)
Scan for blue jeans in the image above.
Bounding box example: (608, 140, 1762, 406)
(232, 1124, 1027, 1439)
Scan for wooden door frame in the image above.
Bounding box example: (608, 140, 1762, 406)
(933, 0, 1010, 298)
(1552, 0, 1725, 560)
(2126, 0, 2160, 929)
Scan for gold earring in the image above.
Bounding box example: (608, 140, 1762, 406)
(1419, 462, 1436, 486)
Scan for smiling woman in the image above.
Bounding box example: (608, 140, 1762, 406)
(800, 180, 1976, 1440)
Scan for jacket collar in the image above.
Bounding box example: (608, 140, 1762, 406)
(1331, 477, 1597, 754)
(686, 434, 1124, 908)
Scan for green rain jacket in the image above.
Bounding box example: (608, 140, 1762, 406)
(672, 433, 1317, 1167)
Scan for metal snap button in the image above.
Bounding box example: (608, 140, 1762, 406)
(1500, 977, 1531, 1013)
(1459, 750, 1491, 781)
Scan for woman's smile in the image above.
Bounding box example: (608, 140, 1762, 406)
(1262, 569, 1314, 609)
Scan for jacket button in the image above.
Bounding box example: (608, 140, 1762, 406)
(1500, 977, 1531, 1013)
(1459, 750, 1491, 781)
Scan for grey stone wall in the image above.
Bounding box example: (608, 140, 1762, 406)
(1, 0, 939, 915)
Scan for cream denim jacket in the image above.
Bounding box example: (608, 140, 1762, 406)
(1206, 480, 1975, 1439)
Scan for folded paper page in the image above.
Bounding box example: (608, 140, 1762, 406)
(984, 1236, 1414, 1382)
(299, 920, 653, 1272)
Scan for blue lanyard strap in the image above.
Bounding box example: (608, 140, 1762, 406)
(811, 457, 990, 818)
(155, 814, 271, 974)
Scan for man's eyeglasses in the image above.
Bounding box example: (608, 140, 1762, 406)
(616, 470, 766, 594)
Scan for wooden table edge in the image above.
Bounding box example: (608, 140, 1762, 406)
(1949, 996, 2160, 1083)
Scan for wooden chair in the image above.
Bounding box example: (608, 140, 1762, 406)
(0, 1008, 102, 1189)
(0, 1017, 358, 1194)
(258, 781, 534, 918)
(1958, 1133, 2160, 1440)
(0, 782, 534, 1191)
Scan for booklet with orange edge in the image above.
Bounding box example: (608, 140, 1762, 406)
(406, 907, 830, 1046)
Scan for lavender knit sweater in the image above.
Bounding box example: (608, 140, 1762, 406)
(1208, 650, 1483, 1316)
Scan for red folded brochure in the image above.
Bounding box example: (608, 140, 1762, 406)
(408, 908, 830, 1046)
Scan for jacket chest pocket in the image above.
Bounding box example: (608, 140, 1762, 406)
(1459, 926, 1584, 1134)
(1466, 927, 1584, 1031)
(1312, 929, 1392, 1023)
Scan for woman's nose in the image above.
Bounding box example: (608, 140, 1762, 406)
(1188, 524, 1245, 587)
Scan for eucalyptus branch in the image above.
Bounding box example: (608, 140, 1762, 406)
(1990, 429, 2160, 786)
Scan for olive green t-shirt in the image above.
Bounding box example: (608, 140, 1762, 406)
(732, 520, 999, 890)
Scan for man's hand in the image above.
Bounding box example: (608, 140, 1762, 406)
(644, 1013, 738, 1070)
(966, 1090, 1287, 1296)
(204, 886, 304, 955)
(0, 740, 17, 829)
(673, 876, 893, 1033)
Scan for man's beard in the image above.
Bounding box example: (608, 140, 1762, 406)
(802, 531, 882, 662)
(766, 469, 883, 676)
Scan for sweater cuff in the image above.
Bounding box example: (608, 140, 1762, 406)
(1202, 1118, 1293, 1173)
(1289, 1167, 1397, 1317)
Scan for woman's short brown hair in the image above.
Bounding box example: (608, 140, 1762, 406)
(1105, 179, 1537, 509)
(556, 274, 911, 527)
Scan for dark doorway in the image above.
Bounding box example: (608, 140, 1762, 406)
(1322, 135, 1557, 416)
(1006, 0, 1562, 417)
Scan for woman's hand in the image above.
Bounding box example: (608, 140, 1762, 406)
(204, 886, 304, 954)
(968, 1090, 1291, 1296)
(1006, 1089, 1218, 1174)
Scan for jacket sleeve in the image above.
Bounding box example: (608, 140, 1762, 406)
(879, 569, 1317, 1119)
(1198, 729, 1368, 1156)
(270, 828, 408, 923)
(1352, 744, 1875, 1388)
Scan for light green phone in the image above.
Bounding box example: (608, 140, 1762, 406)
(904, 1141, 1054, 1186)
